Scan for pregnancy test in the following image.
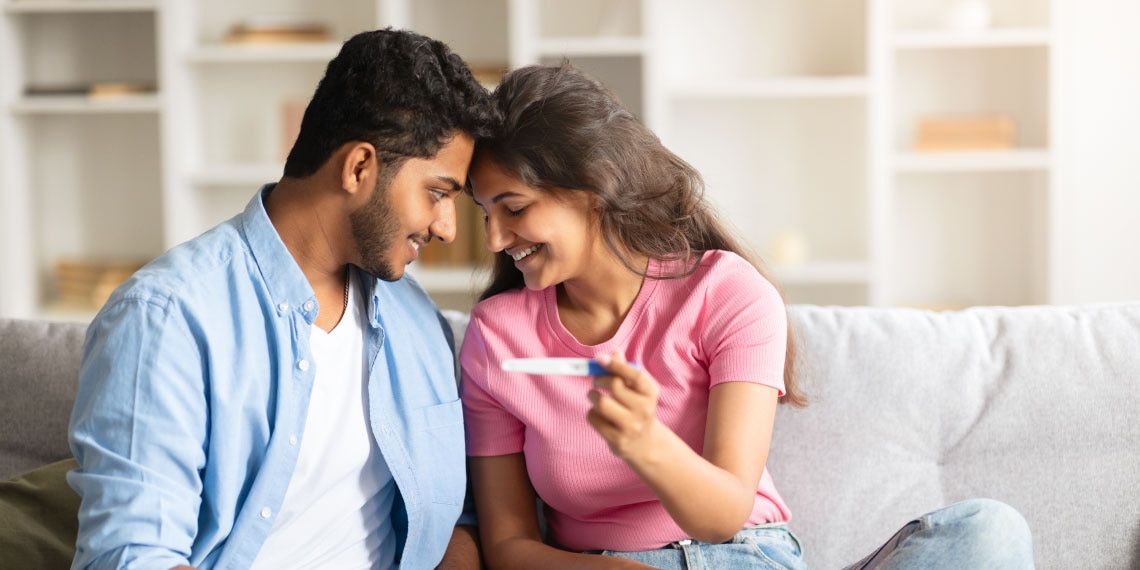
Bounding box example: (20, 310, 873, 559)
(501, 357, 638, 376)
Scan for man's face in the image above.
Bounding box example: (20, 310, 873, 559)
(349, 133, 475, 281)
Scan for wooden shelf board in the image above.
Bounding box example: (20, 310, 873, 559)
(3, 0, 156, 13)
(895, 149, 1051, 173)
(537, 36, 644, 57)
(893, 28, 1051, 50)
(773, 261, 871, 285)
(406, 265, 491, 293)
(670, 76, 869, 100)
(10, 93, 160, 114)
(187, 42, 342, 64)
(192, 163, 283, 187)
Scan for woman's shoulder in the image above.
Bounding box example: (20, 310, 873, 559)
(687, 250, 780, 300)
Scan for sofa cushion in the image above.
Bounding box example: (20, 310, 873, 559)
(771, 303, 1140, 569)
(0, 458, 80, 569)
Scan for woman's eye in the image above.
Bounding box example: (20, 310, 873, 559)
(507, 206, 528, 217)
(429, 189, 447, 201)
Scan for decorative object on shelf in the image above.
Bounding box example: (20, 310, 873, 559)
(25, 82, 156, 99)
(914, 115, 1016, 151)
(470, 65, 508, 90)
(87, 82, 156, 99)
(280, 98, 307, 160)
(53, 258, 146, 309)
(416, 196, 483, 267)
(945, 0, 992, 32)
(224, 17, 331, 44)
(768, 231, 809, 267)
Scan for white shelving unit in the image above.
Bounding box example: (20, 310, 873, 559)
(648, 0, 875, 306)
(0, 0, 1061, 318)
(881, 0, 1054, 308)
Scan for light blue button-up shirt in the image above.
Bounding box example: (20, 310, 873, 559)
(69, 187, 468, 570)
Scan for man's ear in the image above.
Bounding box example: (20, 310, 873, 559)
(340, 142, 378, 197)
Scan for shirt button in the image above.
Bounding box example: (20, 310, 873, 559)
(297, 359, 310, 371)
(277, 302, 289, 312)
(260, 507, 272, 519)
(303, 301, 315, 312)
(289, 435, 298, 446)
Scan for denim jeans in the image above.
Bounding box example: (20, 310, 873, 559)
(597, 523, 808, 569)
(842, 498, 1034, 570)
(596, 499, 1033, 569)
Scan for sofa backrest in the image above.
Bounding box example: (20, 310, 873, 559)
(3, 304, 1139, 570)
(0, 319, 88, 480)
(772, 304, 1140, 570)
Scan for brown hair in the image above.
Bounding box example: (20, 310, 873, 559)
(473, 62, 805, 406)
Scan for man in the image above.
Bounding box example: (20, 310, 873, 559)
(67, 28, 497, 569)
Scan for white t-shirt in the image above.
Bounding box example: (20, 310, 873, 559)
(251, 278, 397, 569)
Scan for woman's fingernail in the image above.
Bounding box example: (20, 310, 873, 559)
(595, 354, 611, 366)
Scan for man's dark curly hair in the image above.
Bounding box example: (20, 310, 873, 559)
(283, 28, 498, 178)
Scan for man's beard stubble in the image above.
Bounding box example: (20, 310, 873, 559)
(349, 176, 402, 281)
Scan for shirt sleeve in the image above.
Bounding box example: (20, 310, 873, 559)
(700, 254, 788, 394)
(68, 297, 207, 570)
(458, 314, 526, 457)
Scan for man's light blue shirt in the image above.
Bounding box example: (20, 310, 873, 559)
(68, 187, 468, 569)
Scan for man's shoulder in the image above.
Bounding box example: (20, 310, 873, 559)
(106, 220, 249, 310)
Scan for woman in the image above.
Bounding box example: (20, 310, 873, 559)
(459, 62, 1032, 569)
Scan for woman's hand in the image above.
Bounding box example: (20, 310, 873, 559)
(586, 351, 664, 463)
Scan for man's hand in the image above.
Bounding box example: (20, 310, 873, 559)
(436, 524, 481, 570)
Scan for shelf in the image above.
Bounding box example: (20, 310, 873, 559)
(893, 28, 1051, 50)
(406, 265, 490, 293)
(10, 94, 160, 114)
(670, 76, 869, 100)
(187, 42, 342, 64)
(2, 0, 156, 13)
(536, 36, 644, 57)
(192, 163, 283, 187)
(894, 149, 1051, 173)
(773, 261, 870, 286)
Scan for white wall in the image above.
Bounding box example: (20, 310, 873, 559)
(1054, 0, 1140, 304)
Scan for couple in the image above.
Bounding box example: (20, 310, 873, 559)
(68, 29, 1033, 569)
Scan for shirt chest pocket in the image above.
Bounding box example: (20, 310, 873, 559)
(410, 398, 466, 506)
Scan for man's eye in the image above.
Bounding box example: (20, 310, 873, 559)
(429, 189, 447, 201)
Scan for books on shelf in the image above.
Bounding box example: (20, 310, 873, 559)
(914, 115, 1015, 151)
(417, 196, 490, 268)
(224, 17, 332, 44)
(53, 258, 147, 309)
(25, 82, 156, 99)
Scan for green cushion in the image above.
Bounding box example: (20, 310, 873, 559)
(0, 458, 80, 569)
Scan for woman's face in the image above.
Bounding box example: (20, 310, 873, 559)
(468, 156, 602, 291)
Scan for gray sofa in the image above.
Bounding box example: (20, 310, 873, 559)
(3, 304, 1139, 569)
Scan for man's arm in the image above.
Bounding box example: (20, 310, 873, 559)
(436, 524, 481, 570)
(70, 299, 207, 569)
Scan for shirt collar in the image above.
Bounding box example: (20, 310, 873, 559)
(240, 184, 318, 320)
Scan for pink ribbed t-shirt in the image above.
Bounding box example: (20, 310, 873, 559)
(460, 250, 791, 552)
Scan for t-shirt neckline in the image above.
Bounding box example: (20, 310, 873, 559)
(543, 257, 663, 355)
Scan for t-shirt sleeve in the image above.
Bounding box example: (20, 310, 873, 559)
(459, 315, 526, 456)
(700, 254, 788, 394)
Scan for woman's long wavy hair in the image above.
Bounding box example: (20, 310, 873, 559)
(473, 62, 805, 406)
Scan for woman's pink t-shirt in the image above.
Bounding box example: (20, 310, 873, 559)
(460, 250, 791, 552)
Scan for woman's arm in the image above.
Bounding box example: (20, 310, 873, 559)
(588, 353, 779, 544)
(470, 454, 654, 570)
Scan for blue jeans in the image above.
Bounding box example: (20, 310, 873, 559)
(842, 498, 1034, 570)
(597, 499, 1033, 569)
(598, 523, 808, 569)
